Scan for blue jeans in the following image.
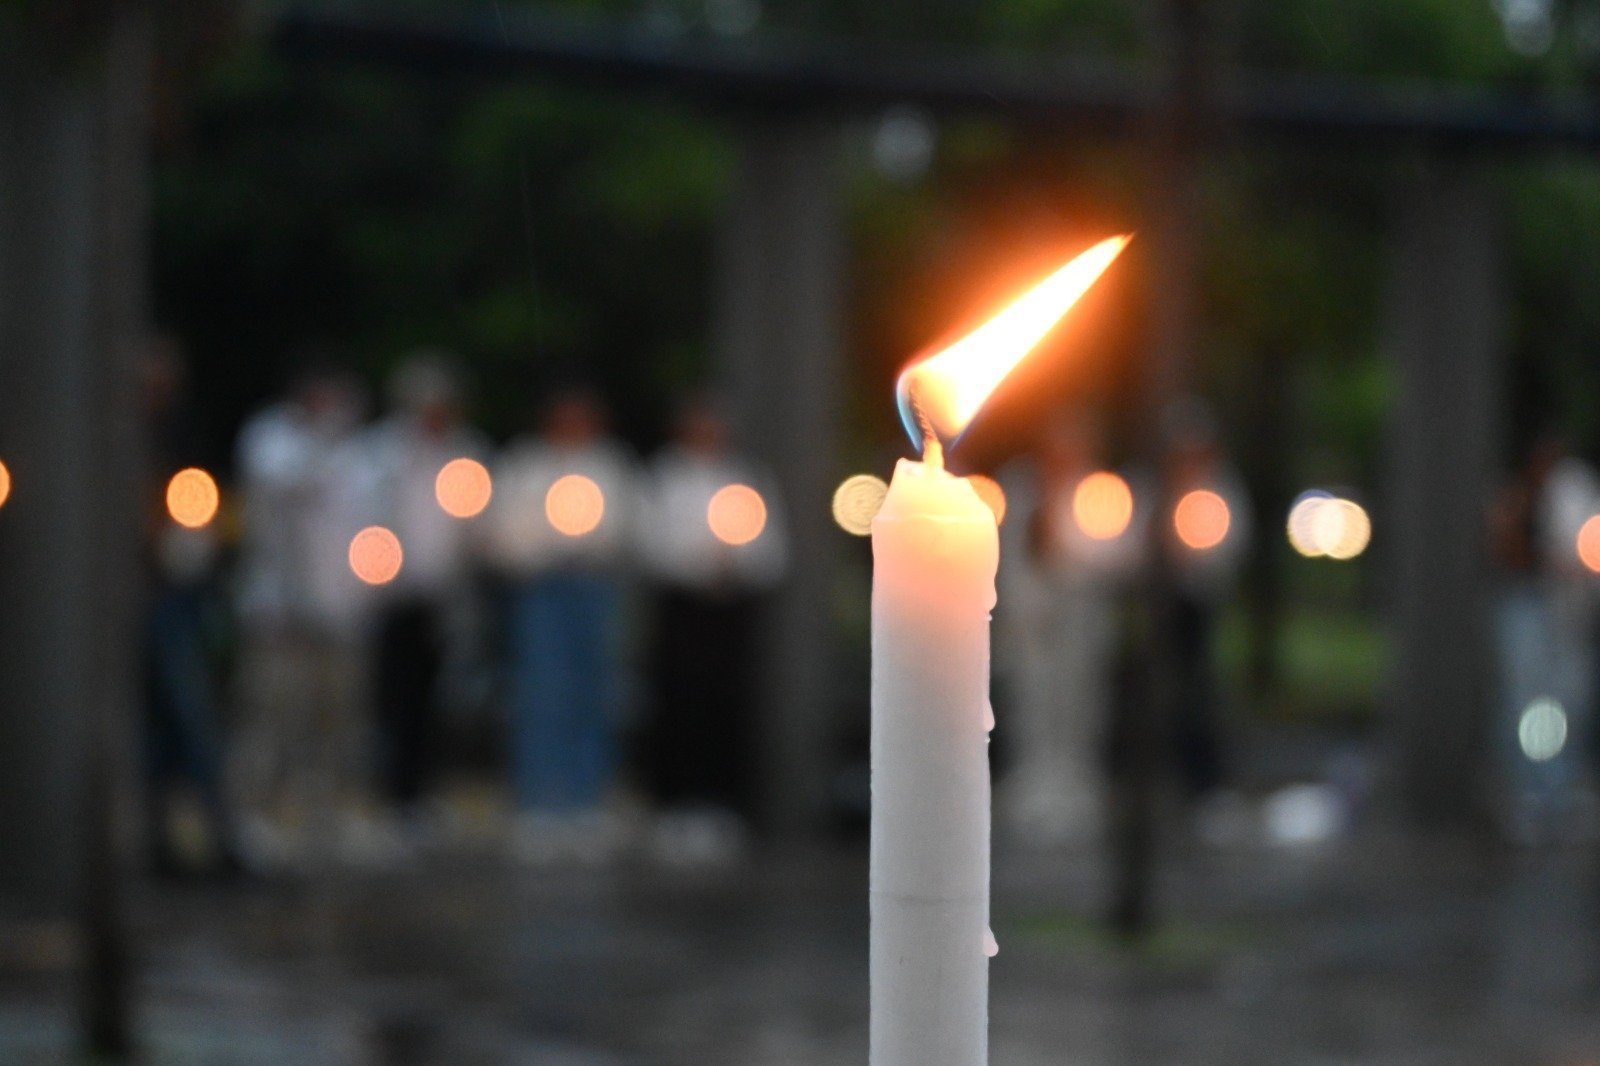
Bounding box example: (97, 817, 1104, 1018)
(508, 572, 621, 813)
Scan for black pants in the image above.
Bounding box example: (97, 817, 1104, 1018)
(1170, 594, 1223, 797)
(374, 598, 444, 808)
(144, 585, 236, 861)
(640, 586, 763, 817)
(1106, 593, 1223, 798)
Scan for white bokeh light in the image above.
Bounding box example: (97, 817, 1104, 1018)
(1519, 697, 1568, 763)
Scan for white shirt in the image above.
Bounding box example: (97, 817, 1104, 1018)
(1541, 456, 1600, 580)
(353, 415, 488, 602)
(482, 437, 638, 578)
(236, 404, 373, 635)
(638, 446, 789, 593)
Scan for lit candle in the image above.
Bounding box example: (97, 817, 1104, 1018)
(871, 236, 1128, 1065)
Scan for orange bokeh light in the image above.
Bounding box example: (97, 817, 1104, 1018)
(708, 484, 767, 546)
(0, 459, 10, 509)
(545, 474, 605, 537)
(166, 467, 220, 529)
(1072, 471, 1133, 541)
(1175, 489, 1230, 551)
(1579, 516, 1600, 573)
(435, 457, 492, 519)
(349, 526, 404, 585)
(899, 235, 1129, 446)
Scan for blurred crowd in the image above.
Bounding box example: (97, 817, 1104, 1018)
(994, 404, 1253, 849)
(141, 343, 788, 877)
(135, 338, 1600, 884)
(993, 412, 1600, 851)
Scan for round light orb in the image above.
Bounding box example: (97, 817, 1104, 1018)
(1286, 490, 1333, 557)
(545, 474, 605, 538)
(1519, 697, 1568, 762)
(349, 526, 403, 586)
(1578, 515, 1600, 574)
(166, 467, 220, 530)
(832, 474, 888, 537)
(1174, 489, 1230, 551)
(1313, 498, 1371, 561)
(1072, 471, 1133, 541)
(0, 458, 10, 510)
(708, 483, 767, 546)
(968, 474, 1007, 526)
(435, 457, 492, 519)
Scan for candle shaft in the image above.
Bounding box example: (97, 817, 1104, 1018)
(870, 457, 998, 1066)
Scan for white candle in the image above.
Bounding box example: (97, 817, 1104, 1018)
(868, 235, 1130, 1065)
(871, 444, 998, 1066)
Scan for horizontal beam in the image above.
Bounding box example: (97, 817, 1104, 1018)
(277, 5, 1600, 151)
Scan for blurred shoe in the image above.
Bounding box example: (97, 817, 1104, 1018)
(1193, 789, 1256, 849)
(334, 809, 413, 868)
(509, 809, 626, 868)
(1261, 784, 1346, 847)
(564, 809, 628, 866)
(648, 807, 749, 869)
(238, 813, 302, 872)
(509, 812, 568, 867)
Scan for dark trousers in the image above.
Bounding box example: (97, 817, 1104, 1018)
(144, 585, 235, 859)
(641, 586, 762, 817)
(375, 598, 444, 808)
(1106, 593, 1223, 798)
(1171, 594, 1223, 797)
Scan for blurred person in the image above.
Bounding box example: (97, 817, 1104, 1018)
(359, 352, 488, 824)
(483, 387, 638, 862)
(1492, 433, 1599, 839)
(996, 412, 1137, 847)
(1156, 400, 1252, 811)
(636, 392, 789, 861)
(232, 357, 372, 866)
(139, 338, 244, 877)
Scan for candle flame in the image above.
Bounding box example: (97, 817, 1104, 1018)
(897, 235, 1130, 453)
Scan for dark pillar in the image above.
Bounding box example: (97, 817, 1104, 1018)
(713, 119, 845, 833)
(1383, 164, 1504, 833)
(1108, 0, 1210, 939)
(0, 42, 107, 919)
(0, 11, 150, 1055)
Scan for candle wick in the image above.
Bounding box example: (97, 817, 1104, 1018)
(910, 383, 945, 473)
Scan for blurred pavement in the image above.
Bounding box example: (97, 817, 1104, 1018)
(5, 825, 1600, 1065)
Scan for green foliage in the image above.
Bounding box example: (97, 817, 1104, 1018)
(1234, 0, 1524, 82)
(153, 0, 1600, 480)
(155, 41, 730, 452)
(1507, 157, 1600, 452)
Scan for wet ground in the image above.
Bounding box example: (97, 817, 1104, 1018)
(5, 829, 1600, 1064)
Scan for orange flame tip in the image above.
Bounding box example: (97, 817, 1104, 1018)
(896, 234, 1130, 454)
